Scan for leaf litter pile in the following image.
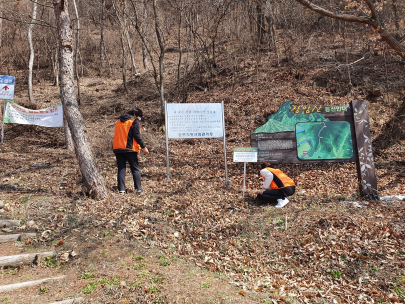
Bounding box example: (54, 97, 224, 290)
(1, 54, 405, 303)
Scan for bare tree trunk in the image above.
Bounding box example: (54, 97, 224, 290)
(52, 48, 59, 87)
(130, 0, 164, 123)
(113, 0, 138, 76)
(120, 33, 128, 94)
(176, 7, 183, 102)
(141, 2, 149, 70)
(53, 0, 108, 200)
(72, 0, 82, 105)
(343, 23, 353, 97)
(28, 0, 37, 104)
(392, 0, 400, 35)
(152, 0, 165, 123)
(99, 0, 106, 76)
(256, 1, 266, 45)
(267, 1, 279, 65)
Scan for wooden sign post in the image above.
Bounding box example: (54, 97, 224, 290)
(351, 100, 378, 200)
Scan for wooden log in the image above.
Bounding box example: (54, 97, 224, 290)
(47, 298, 84, 304)
(0, 275, 66, 293)
(0, 220, 20, 228)
(0, 251, 55, 268)
(19, 232, 37, 241)
(0, 233, 36, 243)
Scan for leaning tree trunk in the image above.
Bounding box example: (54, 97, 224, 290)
(53, 0, 108, 200)
(28, 0, 37, 104)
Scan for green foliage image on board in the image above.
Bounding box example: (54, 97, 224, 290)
(296, 121, 353, 160)
(253, 101, 328, 133)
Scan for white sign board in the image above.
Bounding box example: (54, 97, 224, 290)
(166, 103, 223, 139)
(233, 147, 258, 162)
(3, 101, 63, 127)
(0, 75, 15, 99)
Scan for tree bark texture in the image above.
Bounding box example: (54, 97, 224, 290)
(63, 112, 74, 151)
(53, 0, 108, 200)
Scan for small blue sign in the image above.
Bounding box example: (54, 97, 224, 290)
(0, 75, 15, 99)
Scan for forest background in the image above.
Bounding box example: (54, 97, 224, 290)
(0, 0, 404, 303)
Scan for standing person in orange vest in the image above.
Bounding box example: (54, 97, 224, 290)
(113, 108, 149, 195)
(257, 161, 295, 208)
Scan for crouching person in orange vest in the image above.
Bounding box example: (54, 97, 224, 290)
(257, 161, 295, 208)
(113, 108, 149, 195)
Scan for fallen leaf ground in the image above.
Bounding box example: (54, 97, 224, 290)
(0, 41, 405, 303)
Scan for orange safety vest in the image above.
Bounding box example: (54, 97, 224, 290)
(113, 118, 141, 153)
(263, 167, 295, 189)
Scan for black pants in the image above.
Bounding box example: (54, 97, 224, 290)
(115, 152, 142, 192)
(257, 186, 295, 202)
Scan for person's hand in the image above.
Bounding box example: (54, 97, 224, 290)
(142, 147, 149, 155)
(259, 189, 265, 195)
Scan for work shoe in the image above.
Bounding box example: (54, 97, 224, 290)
(275, 198, 289, 208)
(119, 190, 126, 195)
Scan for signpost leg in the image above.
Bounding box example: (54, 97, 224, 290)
(165, 100, 170, 180)
(221, 100, 230, 190)
(1, 99, 5, 143)
(242, 162, 246, 197)
(352, 100, 379, 200)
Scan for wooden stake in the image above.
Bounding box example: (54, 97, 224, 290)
(285, 214, 288, 230)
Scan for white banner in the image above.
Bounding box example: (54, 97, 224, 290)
(166, 103, 223, 139)
(3, 101, 63, 127)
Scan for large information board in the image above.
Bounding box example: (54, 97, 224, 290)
(166, 103, 223, 139)
(164, 101, 229, 188)
(251, 100, 378, 200)
(251, 101, 356, 163)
